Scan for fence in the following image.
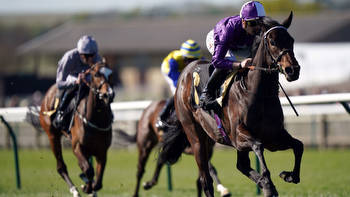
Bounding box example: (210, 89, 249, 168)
(1, 93, 350, 149)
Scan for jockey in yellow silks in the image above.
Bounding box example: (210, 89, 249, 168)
(156, 39, 202, 129)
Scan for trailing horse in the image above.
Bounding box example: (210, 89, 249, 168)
(39, 62, 114, 197)
(127, 99, 231, 197)
(161, 12, 303, 197)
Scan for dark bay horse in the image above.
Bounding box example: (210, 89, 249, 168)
(40, 62, 114, 197)
(131, 100, 231, 197)
(163, 12, 303, 197)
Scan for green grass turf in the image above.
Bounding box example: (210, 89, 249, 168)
(0, 148, 349, 197)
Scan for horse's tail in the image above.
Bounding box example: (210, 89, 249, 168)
(26, 105, 44, 132)
(115, 129, 137, 143)
(159, 114, 189, 165)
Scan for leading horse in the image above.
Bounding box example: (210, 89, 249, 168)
(40, 62, 114, 197)
(131, 99, 231, 197)
(163, 12, 303, 197)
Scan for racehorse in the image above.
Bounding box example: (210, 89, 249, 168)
(130, 99, 231, 197)
(39, 62, 114, 197)
(162, 12, 303, 197)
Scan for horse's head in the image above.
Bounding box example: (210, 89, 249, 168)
(88, 61, 114, 105)
(260, 12, 300, 82)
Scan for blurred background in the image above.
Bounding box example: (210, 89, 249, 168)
(1, 1, 350, 196)
(1, 0, 350, 148)
(1, 0, 350, 107)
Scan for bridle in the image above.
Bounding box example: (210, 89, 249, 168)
(81, 64, 114, 102)
(250, 26, 291, 73)
(77, 63, 114, 131)
(250, 26, 300, 116)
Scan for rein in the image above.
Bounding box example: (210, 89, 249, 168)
(76, 110, 112, 131)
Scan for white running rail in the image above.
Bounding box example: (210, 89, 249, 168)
(1, 93, 350, 123)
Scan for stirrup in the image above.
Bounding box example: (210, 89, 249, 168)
(52, 111, 64, 128)
(201, 98, 220, 111)
(155, 119, 166, 130)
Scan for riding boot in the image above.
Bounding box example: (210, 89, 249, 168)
(199, 68, 228, 110)
(156, 97, 174, 130)
(52, 88, 74, 130)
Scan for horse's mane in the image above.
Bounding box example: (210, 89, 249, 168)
(251, 16, 281, 58)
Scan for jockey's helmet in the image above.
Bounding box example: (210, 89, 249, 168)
(180, 39, 202, 59)
(77, 35, 98, 55)
(240, 1, 266, 21)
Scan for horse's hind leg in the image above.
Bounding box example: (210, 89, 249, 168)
(277, 130, 303, 184)
(49, 133, 80, 197)
(133, 133, 157, 197)
(187, 125, 214, 197)
(208, 162, 231, 197)
(143, 154, 164, 190)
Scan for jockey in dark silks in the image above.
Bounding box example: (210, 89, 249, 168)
(156, 39, 203, 130)
(199, 1, 266, 110)
(52, 35, 102, 130)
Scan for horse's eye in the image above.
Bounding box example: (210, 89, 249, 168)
(270, 40, 276, 46)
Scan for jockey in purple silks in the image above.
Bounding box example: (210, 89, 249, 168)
(199, 1, 266, 110)
(53, 35, 102, 130)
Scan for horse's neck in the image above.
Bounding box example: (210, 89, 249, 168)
(247, 70, 279, 98)
(247, 36, 280, 98)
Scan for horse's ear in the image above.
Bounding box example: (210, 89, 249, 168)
(281, 11, 293, 29)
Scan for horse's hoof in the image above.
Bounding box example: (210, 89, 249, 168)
(262, 184, 278, 197)
(217, 184, 231, 197)
(88, 191, 97, 197)
(221, 190, 231, 197)
(142, 182, 153, 190)
(70, 186, 81, 197)
(81, 184, 93, 194)
(263, 188, 278, 197)
(279, 171, 300, 184)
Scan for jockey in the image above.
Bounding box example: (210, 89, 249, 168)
(52, 35, 102, 130)
(199, 1, 266, 110)
(156, 39, 202, 130)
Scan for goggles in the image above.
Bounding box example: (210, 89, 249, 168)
(246, 20, 260, 27)
(83, 54, 95, 59)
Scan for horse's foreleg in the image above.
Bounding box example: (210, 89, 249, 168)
(251, 142, 278, 197)
(49, 134, 80, 197)
(208, 162, 231, 197)
(93, 152, 107, 192)
(236, 150, 263, 186)
(237, 145, 278, 197)
(278, 131, 303, 184)
(74, 144, 94, 194)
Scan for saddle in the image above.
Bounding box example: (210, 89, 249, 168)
(191, 64, 238, 111)
(43, 94, 79, 131)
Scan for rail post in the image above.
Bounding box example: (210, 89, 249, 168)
(256, 155, 261, 195)
(0, 115, 21, 189)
